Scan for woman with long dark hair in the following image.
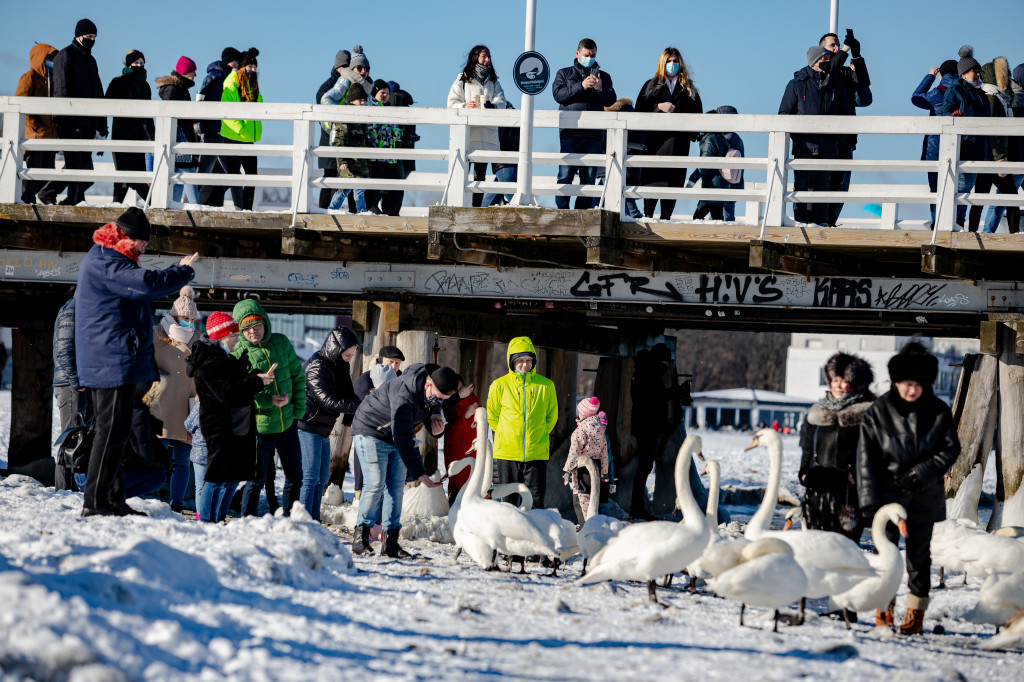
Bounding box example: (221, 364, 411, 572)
(635, 48, 702, 220)
(447, 45, 506, 207)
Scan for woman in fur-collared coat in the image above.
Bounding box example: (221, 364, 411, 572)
(798, 351, 874, 541)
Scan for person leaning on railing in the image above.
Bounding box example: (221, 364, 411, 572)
(319, 47, 372, 213)
(15, 42, 59, 205)
(203, 47, 261, 211)
(326, 79, 372, 213)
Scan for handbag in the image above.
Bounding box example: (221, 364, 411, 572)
(54, 413, 95, 474)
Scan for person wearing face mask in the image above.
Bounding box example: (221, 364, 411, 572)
(447, 45, 507, 207)
(552, 38, 617, 210)
(635, 47, 703, 221)
(941, 47, 991, 229)
(157, 56, 201, 205)
(105, 50, 155, 204)
(186, 311, 275, 523)
(48, 19, 107, 206)
(779, 46, 854, 226)
(486, 337, 558, 511)
(349, 363, 451, 557)
(15, 43, 59, 204)
(317, 46, 370, 211)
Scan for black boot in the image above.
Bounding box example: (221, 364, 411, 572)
(351, 524, 373, 555)
(382, 527, 412, 559)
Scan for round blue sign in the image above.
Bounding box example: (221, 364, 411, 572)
(513, 51, 550, 96)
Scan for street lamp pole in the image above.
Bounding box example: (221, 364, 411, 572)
(830, 0, 839, 35)
(511, 0, 537, 206)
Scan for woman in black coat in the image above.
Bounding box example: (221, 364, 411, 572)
(799, 352, 874, 541)
(105, 49, 155, 203)
(857, 341, 960, 634)
(635, 47, 703, 220)
(297, 326, 362, 521)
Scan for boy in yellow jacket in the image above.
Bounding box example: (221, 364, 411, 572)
(486, 337, 558, 509)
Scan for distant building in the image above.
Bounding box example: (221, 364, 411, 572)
(687, 388, 815, 432)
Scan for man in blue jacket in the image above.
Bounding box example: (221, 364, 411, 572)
(911, 60, 959, 224)
(75, 207, 198, 516)
(941, 51, 991, 228)
(552, 38, 616, 210)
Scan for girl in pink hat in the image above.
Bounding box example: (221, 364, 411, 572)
(563, 396, 609, 524)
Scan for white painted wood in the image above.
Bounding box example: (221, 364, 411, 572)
(880, 202, 898, 230)
(314, 147, 448, 161)
(765, 130, 788, 226)
(148, 116, 174, 209)
(291, 120, 316, 215)
(445, 121, 471, 207)
(0, 111, 24, 203)
(936, 129, 960, 232)
(603, 128, 627, 215)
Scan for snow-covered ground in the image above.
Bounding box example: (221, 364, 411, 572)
(1, 389, 1022, 680)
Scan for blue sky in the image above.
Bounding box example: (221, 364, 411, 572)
(2, 0, 1022, 211)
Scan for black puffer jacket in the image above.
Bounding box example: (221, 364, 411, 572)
(52, 40, 106, 136)
(799, 399, 872, 479)
(52, 297, 79, 389)
(857, 388, 960, 522)
(187, 338, 265, 483)
(297, 327, 361, 436)
(105, 70, 154, 141)
(779, 66, 853, 156)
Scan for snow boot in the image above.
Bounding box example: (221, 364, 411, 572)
(351, 524, 373, 555)
(899, 596, 928, 635)
(382, 528, 412, 559)
(876, 600, 895, 629)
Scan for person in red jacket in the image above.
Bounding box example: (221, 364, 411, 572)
(441, 379, 478, 506)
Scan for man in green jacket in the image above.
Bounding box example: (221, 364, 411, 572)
(231, 299, 306, 516)
(486, 337, 558, 509)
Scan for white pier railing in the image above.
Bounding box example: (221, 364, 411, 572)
(1, 96, 1023, 231)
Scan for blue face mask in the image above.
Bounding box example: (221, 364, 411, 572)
(218, 341, 231, 354)
(179, 320, 195, 329)
(665, 62, 680, 77)
(578, 55, 595, 69)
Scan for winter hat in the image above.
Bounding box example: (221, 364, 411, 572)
(206, 311, 238, 340)
(957, 45, 980, 77)
(597, 411, 609, 428)
(116, 207, 151, 241)
(887, 341, 938, 386)
(387, 80, 401, 95)
(807, 45, 829, 68)
(939, 60, 959, 77)
(221, 47, 241, 65)
(371, 79, 390, 99)
(239, 48, 259, 68)
(823, 352, 874, 394)
(430, 366, 460, 395)
(175, 56, 197, 76)
(238, 313, 265, 331)
(1012, 63, 1024, 103)
(334, 49, 351, 70)
(124, 50, 145, 66)
(577, 396, 600, 421)
(172, 285, 198, 320)
(370, 363, 396, 388)
(75, 18, 97, 37)
(350, 47, 370, 71)
(716, 105, 739, 115)
(379, 345, 405, 362)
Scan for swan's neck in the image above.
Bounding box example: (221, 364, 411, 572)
(872, 510, 900, 561)
(676, 441, 707, 534)
(465, 417, 487, 501)
(453, 459, 474, 509)
(747, 440, 782, 538)
(705, 464, 720, 529)
(583, 456, 600, 520)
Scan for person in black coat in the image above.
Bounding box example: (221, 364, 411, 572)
(45, 18, 107, 206)
(799, 352, 874, 541)
(635, 47, 703, 220)
(196, 47, 241, 207)
(186, 311, 274, 522)
(857, 341, 960, 635)
(105, 50, 154, 203)
(297, 326, 362, 521)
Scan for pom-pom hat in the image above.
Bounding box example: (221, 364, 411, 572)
(206, 311, 238, 340)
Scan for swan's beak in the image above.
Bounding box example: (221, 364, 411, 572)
(743, 437, 760, 451)
(783, 518, 794, 531)
(700, 468, 707, 476)
(898, 520, 908, 538)
(697, 451, 705, 462)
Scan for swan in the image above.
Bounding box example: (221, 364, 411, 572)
(577, 435, 709, 602)
(931, 517, 1024, 582)
(966, 572, 1024, 628)
(783, 507, 806, 531)
(450, 428, 500, 570)
(830, 503, 908, 630)
(576, 454, 629, 576)
(687, 460, 742, 585)
(707, 537, 808, 632)
(498, 480, 580, 573)
(981, 607, 1024, 650)
(744, 428, 874, 622)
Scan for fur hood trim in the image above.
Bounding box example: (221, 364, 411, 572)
(994, 56, 1011, 94)
(806, 399, 872, 427)
(93, 223, 140, 264)
(156, 72, 194, 90)
(605, 98, 633, 112)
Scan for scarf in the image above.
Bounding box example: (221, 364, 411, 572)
(474, 64, 491, 84)
(237, 68, 259, 103)
(820, 391, 864, 413)
(160, 312, 195, 347)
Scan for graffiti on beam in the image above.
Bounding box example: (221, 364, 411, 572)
(690, 275, 783, 305)
(287, 272, 319, 288)
(570, 272, 683, 302)
(331, 267, 350, 280)
(874, 282, 948, 310)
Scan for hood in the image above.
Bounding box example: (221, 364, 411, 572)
(604, 98, 633, 112)
(320, 326, 360, 364)
(30, 43, 57, 78)
(206, 60, 226, 76)
(156, 72, 194, 90)
(231, 298, 271, 335)
(1012, 63, 1024, 89)
(92, 223, 140, 264)
(940, 73, 958, 89)
(506, 336, 537, 374)
(794, 65, 821, 81)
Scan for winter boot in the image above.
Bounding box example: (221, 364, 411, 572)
(351, 524, 373, 555)
(382, 527, 412, 559)
(899, 595, 928, 635)
(876, 600, 895, 629)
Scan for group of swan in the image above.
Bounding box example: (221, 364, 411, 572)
(931, 517, 1024, 585)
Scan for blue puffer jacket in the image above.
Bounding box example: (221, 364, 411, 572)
(911, 72, 958, 161)
(198, 61, 230, 135)
(53, 297, 79, 389)
(75, 224, 195, 389)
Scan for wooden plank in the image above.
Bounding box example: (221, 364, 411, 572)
(991, 323, 1024, 528)
(429, 205, 606, 237)
(921, 244, 984, 280)
(749, 239, 869, 277)
(8, 326, 55, 479)
(946, 353, 998, 523)
(980, 321, 1000, 355)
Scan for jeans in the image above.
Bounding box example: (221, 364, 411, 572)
(556, 136, 601, 210)
(298, 429, 331, 521)
(199, 479, 238, 522)
(482, 165, 517, 207)
(981, 174, 1024, 233)
(354, 435, 408, 530)
(955, 172, 977, 226)
(171, 167, 198, 204)
(163, 439, 192, 507)
(75, 465, 166, 501)
(240, 423, 302, 516)
(193, 461, 207, 497)
(723, 201, 737, 222)
(328, 188, 366, 212)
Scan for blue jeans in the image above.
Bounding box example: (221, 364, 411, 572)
(354, 435, 408, 531)
(328, 188, 366, 212)
(723, 201, 737, 222)
(482, 165, 518, 207)
(74, 465, 165, 500)
(556, 136, 601, 210)
(172, 167, 199, 204)
(163, 439, 192, 507)
(198, 480, 237, 522)
(240, 423, 303, 517)
(298, 429, 331, 521)
(983, 174, 1024, 232)
(193, 461, 207, 497)
(955, 172, 977, 226)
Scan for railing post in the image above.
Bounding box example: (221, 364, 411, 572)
(765, 130, 788, 227)
(603, 127, 626, 216)
(880, 202, 898, 230)
(446, 118, 471, 207)
(936, 125, 960, 232)
(149, 116, 174, 209)
(292, 119, 316, 216)
(0, 110, 25, 204)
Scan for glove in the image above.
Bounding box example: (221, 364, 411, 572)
(844, 29, 861, 58)
(897, 468, 922, 491)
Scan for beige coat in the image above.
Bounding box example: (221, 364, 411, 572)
(145, 324, 196, 443)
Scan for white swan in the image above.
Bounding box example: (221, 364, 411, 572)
(451, 430, 499, 569)
(744, 429, 874, 621)
(783, 507, 806, 531)
(966, 572, 1024, 628)
(831, 503, 908, 629)
(981, 607, 1024, 650)
(576, 455, 629, 576)
(499, 479, 580, 572)
(707, 537, 808, 632)
(687, 460, 740, 583)
(931, 517, 1024, 581)
(577, 435, 709, 602)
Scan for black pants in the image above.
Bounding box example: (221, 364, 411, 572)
(52, 125, 95, 205)
(471, 162, 488, 208)
(112, 151, 149, 203)
(199, 138, 255, 210)
(630, 432, 661, 518)
(825, 139, 855, 226)
(84, 384, 137, 510)
(197, 131, 241, 208)
(885, 514, 934, 599)
(492, 458, 547, 510)
(365, 161, 404, 216)
(693, 200, 724, 221)
(642, 170, 687, 221)
(21, 149, 55, 203)
(969, 173, 1021, 233)
(54, 385, 93, 491)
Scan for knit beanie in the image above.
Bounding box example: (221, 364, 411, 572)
(206, 311, 238, 340)
(239, 48, 259, 68)
(334, 50, 351, 70)
(124, 50, 145, 66)
(807, 45, 829, 68)
(371, 79, 390, 99)
(172, 285, 198, 319)
(430, 366, 460, 395)
(175, 56, 197, 76)
(221, 47, 241, 65)
(887, 341, 938, 386)
(350, 46, 370, 71)
(577, 396, 600, 420)
(370, 363, 396, 388)
(238, 313, 265, 331)
(75, 19, 97, 37)
(379, 345, 405, 362)
(116, 207, 151, 241)
(958, 45, 980, 77)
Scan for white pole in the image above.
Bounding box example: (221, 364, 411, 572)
(512, 0, 537, 206)
(830, 0, 839, 35)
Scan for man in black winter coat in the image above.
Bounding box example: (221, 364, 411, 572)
(44, 18, 107, 206)
(779, 46, 854, 225)
(857, 341, 959, 635)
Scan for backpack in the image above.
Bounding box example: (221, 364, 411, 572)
(55, 413, 95, 475)
(720, 147, 743, 184)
